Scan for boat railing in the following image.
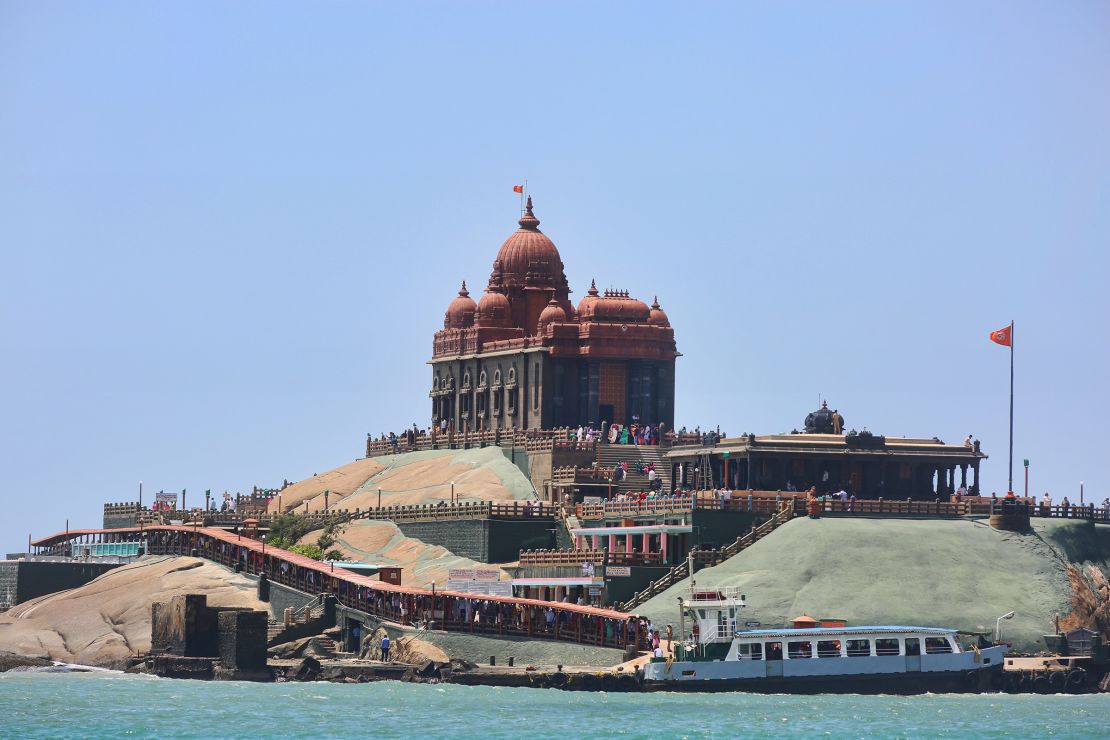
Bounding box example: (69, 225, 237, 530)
(686, 586, 745, 604)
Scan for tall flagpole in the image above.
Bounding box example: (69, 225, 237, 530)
(1008, 320, 1014, 495)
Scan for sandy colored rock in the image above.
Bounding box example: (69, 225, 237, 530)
(0, 556, 264, 669)
(272, 448, 533, 515)
(268, 458, 384, 513)
(636, 518, 1110, 652)
(298, 519, 508, 588)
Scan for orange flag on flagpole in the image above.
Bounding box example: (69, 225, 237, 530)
(989, 325, 1012, 347)
(512, 185, 523, 193)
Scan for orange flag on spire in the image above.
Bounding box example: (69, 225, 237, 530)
(989, 325, 1012, 347)
(512, 185, 523, 193)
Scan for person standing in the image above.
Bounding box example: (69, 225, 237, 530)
(380, 634, 390, 662)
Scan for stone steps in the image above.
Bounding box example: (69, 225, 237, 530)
(596, 445, 670, 494)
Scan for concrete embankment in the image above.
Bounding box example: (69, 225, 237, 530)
(636, 517, 1110, 652)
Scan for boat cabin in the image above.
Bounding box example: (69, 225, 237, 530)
(727, 627, 960, 662)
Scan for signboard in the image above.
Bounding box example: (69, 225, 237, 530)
(446, 580, 513, 597)
(745, 620, 761, 628)
(607, 566, 631, 577)
(581, 562, 596, 578)
(583, 496, 603, 505)
(588, 586, 603, 596)
(153, 492, 177, 512)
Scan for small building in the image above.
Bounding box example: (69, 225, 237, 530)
(667, 403, 986, 499)
(331, 562, 402, 586)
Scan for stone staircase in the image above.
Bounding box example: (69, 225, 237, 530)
(267, 599, 328, 647)
(595, 445, 671, 494)
(615, 501, 794, 611)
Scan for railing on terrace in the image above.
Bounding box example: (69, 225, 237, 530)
(518, 549, 669, 568)
(575, 492, 791, 520)
(31, 526, 647, 652)
(193, 500, 557, 528)
(553, 465, 613, 485)
(364, 428, 597, 459)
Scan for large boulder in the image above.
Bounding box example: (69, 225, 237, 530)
(0, 556, 264, 669)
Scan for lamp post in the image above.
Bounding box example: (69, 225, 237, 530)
(261, 534, 266, 575)
(995, 610, 1015, 642)
(451, 481, 455, 506)
(324, 489, 329, 512)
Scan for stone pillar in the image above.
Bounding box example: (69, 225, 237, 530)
(608, 534, 616, 552)
(961, 464, 968, 488)
(972, 462, 980, 495)
(592, 534, 601, 550)
(661, 531, 668, 562)
(625, 534, 633, 554)
(641, 533, 650, 554)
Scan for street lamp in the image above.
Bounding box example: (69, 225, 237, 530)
(995, 610, 1015, 642)
(451, 481, 455, 505)
(261, 534, 266, 574)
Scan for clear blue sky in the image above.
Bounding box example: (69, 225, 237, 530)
(2, 1, 1107, 550)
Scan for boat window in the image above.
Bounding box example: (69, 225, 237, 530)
(845, 639, 871, 657)
(905, 638, 921, 656)
(787, 640, 813, 659)
(816, 640, 841, 658)
(737, 642, 763, 661)
(925, 637, 953, 654)
(875, 638, 900, 656)
(765, 641, 783, 660)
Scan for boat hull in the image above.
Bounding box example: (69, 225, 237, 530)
(644, 664, 1003, 694)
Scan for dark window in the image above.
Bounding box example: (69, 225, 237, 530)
(905, 638, 921, 656)
(765, 642, 783, 660)
(846, 639, 871, 657)
(925, 637, 953, 654)
(816, 640, 841, 658)
(875, 638, 900, 656)
(787, 640, 813, 659)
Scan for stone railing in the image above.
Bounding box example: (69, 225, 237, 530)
(364, 428, 596, 459)
(197, 500, 556, 528)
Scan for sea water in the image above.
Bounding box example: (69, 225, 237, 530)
(1, 670, 1107, 738)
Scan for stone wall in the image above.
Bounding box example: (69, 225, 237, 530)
(0, 560, 121, 610)
(691, 509, 768, 549)
(396, 519, 555, 563)
(240, 574, 318, 620)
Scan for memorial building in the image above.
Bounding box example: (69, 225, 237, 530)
(430, 198, 678, 432)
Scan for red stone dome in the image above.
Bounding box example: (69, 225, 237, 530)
(537, 298, 567, 331)
(577, 284, 650, 323)
(492, 197, 565, 288)
(475, 289, 511, 327)
(444, 281, 477, 329)
(648, 297, 670, 327)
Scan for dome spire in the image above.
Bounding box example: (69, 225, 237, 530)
(587, 279, 599, 297)
(518, 195, 540, 231)
(459, 280, 469, 297)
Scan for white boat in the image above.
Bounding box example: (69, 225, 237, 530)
(642, 588, 1007, 693)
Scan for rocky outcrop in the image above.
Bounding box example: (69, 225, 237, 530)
(0, 651, 52, 672)
(0, 556, 263, 669)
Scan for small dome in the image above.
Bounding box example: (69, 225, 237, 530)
(537, 298, 567, 331)
(475, 289, 511, 327)
(804, 401, 844, 434)
(648, 297, 670, 327)
(578, 285, 650, 323)
(444, 281, 477, 329)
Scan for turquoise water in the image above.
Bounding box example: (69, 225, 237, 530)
(1, 671, 1107, 738)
